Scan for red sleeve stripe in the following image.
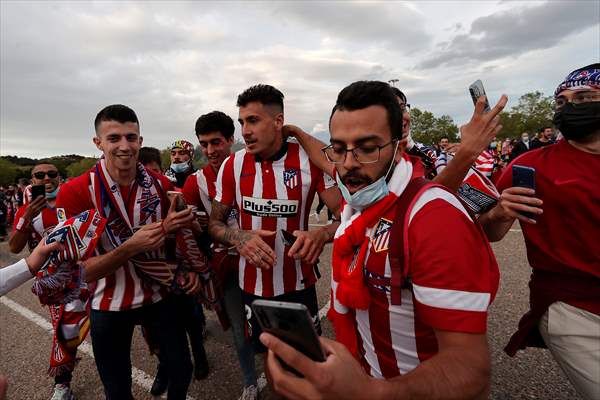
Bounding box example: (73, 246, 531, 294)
(412, 283, 491, 312)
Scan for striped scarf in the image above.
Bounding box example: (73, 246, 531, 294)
(328, 156, 413, 357)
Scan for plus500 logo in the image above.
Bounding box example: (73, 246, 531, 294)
(242, 196, 299, 217)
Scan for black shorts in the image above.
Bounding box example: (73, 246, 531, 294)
(241, 285, 321, 353)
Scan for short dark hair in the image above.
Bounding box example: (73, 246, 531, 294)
(195, 111, 235, 140)
(540, 126, 552, 133)
(138, 147, 162, 169)
(389, 86, 407, 104)
(439, 135, 449, 141)
(94, 104, 139, 132)
(330, 81, 403, 140)
(236, 84, 284, 113)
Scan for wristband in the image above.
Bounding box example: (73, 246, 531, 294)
(16, 217, 31, 232)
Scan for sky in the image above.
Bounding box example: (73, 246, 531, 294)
(1, 0, 598, 158)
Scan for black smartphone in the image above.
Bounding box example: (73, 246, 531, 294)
(512, 165, 536, 219)
(31, 185, 45, 201)
(469, 79, 491, 112)
(281, 229, 297, 247)
(252, 299, 325, 363)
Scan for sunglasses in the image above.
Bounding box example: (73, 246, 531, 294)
(33, 171, 59, 179)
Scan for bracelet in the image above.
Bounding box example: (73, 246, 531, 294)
(16, 217, 31, 232)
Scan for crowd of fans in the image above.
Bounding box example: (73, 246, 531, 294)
(0, 62, 598, 400)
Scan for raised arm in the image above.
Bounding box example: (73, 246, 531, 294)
(283, 125, 331, 176)
(434, 95, 507, 191)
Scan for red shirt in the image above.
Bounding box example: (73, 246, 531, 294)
(215, 142, 334, 297)
(356, 187, 499, 378)
(496, 139, 600, 315)
(56, 166, 174, 311)
(13, 203, 58, 251)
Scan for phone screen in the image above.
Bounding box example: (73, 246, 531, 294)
(512, 165, 536, 219)
(31, 185, 45, 201)
(469, 79, 491, 112)
(281, 229, 297, 247)
(167, 191, 187, 212)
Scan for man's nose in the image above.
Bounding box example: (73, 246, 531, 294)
(342, 149, 361, 170)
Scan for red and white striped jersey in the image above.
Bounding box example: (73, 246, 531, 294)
(56, 168, 172, 311)
(215, 142, 334, 297)
(182, 165, 239, 228)
(13, 203, 58, 251)
(475, 150, 495, 177)
(351, 187, 499, 379)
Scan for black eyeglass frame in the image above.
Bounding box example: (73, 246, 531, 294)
(321, 139, 399, 164)
(32, 171, 59, 179)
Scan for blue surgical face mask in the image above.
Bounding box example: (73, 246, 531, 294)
(46, 186, 59, 199)
(489, 142, 497, 149)
(335, 141, 399, 211)
(170, 162, 190, 173)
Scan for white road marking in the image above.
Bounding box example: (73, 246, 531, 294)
(0, 296, 195, 400)
(318, 300, 330, 320)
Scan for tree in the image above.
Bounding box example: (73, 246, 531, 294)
(0, 158, 19, 186)
(410, 108, 459, 145)
(65, 157, 97, 178)
(497, 91, 554, 139)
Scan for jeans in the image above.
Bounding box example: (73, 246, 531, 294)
(223, 277, 257, 387)
(90, 296, 192, 400)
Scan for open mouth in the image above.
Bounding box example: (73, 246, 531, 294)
(342, 176, 369, 193)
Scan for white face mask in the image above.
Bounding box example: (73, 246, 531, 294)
(170, 161, 190, 173)
(336, 141, 399, 211)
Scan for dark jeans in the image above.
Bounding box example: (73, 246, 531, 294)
(90, 296, 192, 400)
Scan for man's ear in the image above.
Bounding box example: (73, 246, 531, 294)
(140, 136, 144, 146)
(274, 113, 284, 131)
(93, 136, 102, 152)
(395, 138, 408, 163)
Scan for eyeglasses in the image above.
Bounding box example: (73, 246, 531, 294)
(553, 92, 600, 110)
(322, 140, 398, 164)
(33, 171, 59, 179)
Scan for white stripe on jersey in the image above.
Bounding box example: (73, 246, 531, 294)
(412, 284, 491, 312)
(409, 187, 471, 223)
(271, 161, 289, 295)
(252, 161, 264, 296)
(110, 267, 126, 309)
(356, 308, 383, 379)
(388, 290, 420, 375)
(195, 170, 212, 214)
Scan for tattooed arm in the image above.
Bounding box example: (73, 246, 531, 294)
(208, 200, 276, 269)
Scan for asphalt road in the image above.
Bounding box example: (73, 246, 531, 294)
(0, 217, 581, 400)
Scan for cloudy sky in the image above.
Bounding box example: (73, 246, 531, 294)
(1, 1, 598, 158)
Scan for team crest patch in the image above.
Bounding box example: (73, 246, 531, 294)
(283, 169, 299, 189)
(371, 218, 393, 253)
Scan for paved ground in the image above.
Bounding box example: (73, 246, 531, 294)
(0, 216, 580, 400)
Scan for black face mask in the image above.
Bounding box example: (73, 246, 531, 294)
(553, 102, 600, 140)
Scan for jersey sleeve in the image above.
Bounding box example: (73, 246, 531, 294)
(56, 176, 90, 218)
(214, 155, 236, 206)
(408, 193, 498, 334)
(11, 205, 27, 233)
(182, 174, 202, 208)
(312, 161, 335, 194)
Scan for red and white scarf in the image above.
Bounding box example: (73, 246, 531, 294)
(328, 155, 413, 357)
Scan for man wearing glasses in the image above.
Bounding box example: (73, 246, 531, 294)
(261, 80, 502, 399)
(482, 63, 600, 400)
(8, 163, 79, 400)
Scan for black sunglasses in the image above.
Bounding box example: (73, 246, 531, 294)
(33, 171, 59, 179)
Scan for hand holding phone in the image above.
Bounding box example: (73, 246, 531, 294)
(252, 299, 325, 364)
(31, 185, 46, 201)
(167, 191, 187, 212)
(512, 165, 536, 219)
(469, 79, 491, 113)
(281, 229, 297, 247)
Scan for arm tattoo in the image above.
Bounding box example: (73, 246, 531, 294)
(208, 200, 252, 247)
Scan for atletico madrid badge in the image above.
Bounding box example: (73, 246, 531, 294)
(283, 168, 299, 189)
(371, 218, 393, 253)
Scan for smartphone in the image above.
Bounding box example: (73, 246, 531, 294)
(252, 299, 325, 363)
(31, 185, 45, 201)
(469, 79, 491, 112)
(281, 229, 297, 247)
(167, 191, 187, 212)
(512, 165, 536, 219)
